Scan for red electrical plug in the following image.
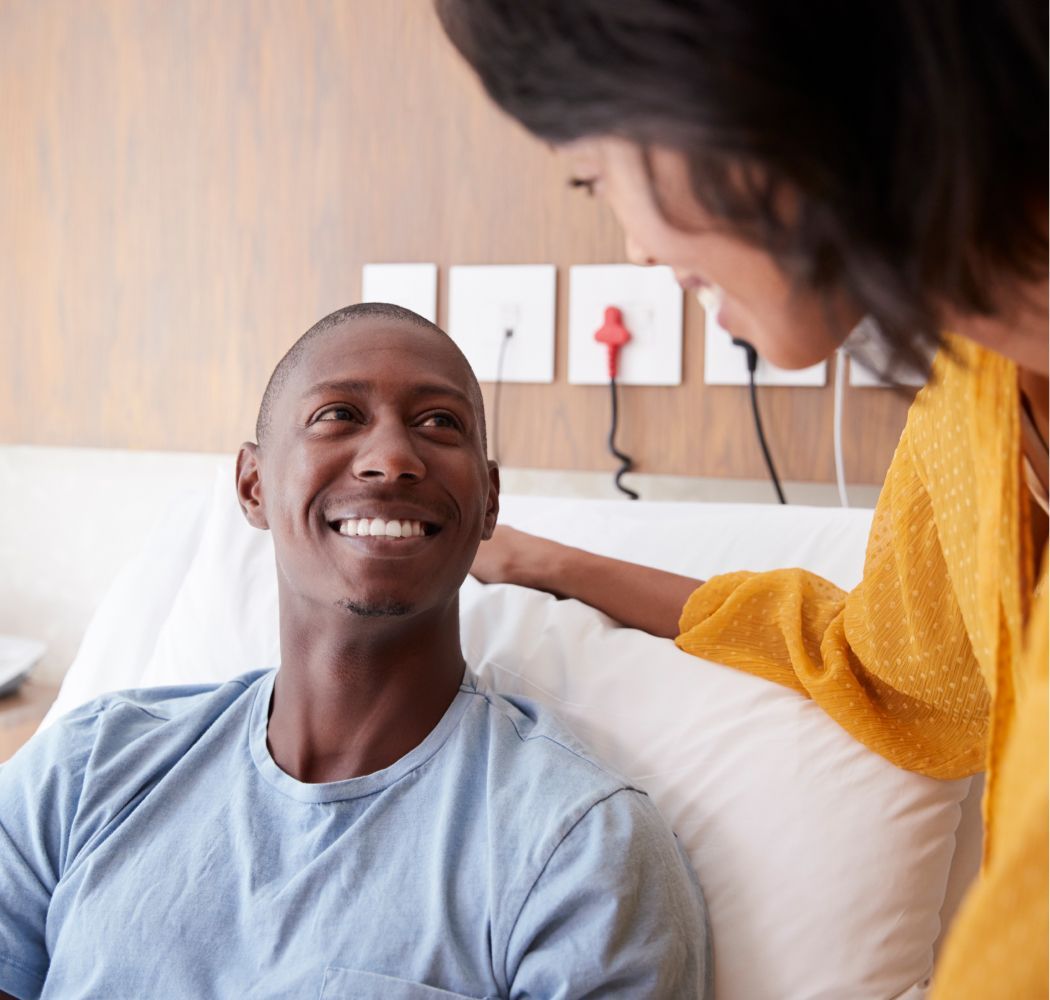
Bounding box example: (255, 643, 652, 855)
(593, 306, 631, 379)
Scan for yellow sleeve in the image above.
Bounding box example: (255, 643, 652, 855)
(930, 580, 1048, 997)
(676, 426, 990, 780)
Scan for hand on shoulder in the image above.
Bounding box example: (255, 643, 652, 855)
(471, 525, 567, 592)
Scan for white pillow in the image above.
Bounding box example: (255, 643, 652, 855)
(140, 470, 280, 688)
(461, 580, 962, 1000)
(138, 473, 968, 999)
(40, 486, 211, 729)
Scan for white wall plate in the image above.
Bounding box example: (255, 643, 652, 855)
(361, 263, 438, 322)
(843, 314, 927, 388)
(702, 303, 826, 386)
(568, 264, 683, 385)
(447, 264, 556, 383)
(848, 358, 926, 388)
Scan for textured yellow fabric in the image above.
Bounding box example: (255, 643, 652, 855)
(676, 336, 1048, 991)
(932, 565, 1047, 997)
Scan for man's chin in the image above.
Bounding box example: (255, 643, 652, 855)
(335, 598, 412, 618)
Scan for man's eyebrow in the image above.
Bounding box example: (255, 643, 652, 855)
(404, 383, 474, 408)
(302, 379, 473, 408)
(302, 379, 371, 400)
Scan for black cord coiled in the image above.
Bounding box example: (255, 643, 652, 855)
(608, 376, 639, 500)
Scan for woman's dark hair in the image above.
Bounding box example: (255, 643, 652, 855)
(436, 0, 1047, 377)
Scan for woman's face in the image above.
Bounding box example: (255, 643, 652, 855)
(563, 137, 859, 369)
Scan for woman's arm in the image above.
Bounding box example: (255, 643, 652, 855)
(471, 526, 702, 639)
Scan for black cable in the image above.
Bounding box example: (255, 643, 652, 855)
(733, 338, 787, 505)
(491, 327, 513, 465)
(608, 375, 640, 500)
(747, 372, 787, 504)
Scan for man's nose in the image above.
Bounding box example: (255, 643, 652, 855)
(351, 423, 425, 483)
(624, 236, 657, 267)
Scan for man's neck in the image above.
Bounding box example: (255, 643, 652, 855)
(267, 597, 466, 783)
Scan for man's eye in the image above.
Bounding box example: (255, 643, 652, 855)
(316, 406, 356, 422)
(419, 412, 461, 431)
(568, 176, 598, 197)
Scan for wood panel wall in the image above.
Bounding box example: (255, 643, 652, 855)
(0, 0, 912, 483)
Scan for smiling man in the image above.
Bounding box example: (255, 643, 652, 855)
(0, 303, 710, 1000)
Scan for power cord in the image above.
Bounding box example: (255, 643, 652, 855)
(607, 375, 640, 500)
(833, 348, 849, 507)
(732, 338, 787, 504)
(491, 326, 513, 465)
(594, 306, 639, 500)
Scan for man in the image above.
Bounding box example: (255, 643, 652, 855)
(0, 303, 710, 999)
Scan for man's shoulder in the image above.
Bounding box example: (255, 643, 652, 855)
(453, 673, 708, 996)
(26, 671, 268, 771)
(457, 670, 645, 816)
(59, 670, 265, 727)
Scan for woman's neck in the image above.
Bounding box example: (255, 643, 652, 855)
(947, 274, 1049, 378)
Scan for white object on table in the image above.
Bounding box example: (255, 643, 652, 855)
(0, 635, 47, 697)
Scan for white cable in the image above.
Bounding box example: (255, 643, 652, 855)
(833, 348, 849, 508)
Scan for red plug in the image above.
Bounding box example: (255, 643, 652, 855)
(593, 306, 631, 379)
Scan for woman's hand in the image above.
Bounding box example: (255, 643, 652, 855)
(470, 525, 703, 639)
(471, 526, 568, 592)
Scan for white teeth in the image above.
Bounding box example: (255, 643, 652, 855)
(336, 517, 427, 539)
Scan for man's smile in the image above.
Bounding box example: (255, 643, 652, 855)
(326, 503, 447, 557)
(334, 516, 434, 538)
(328, 527, 438, 558)
(326, 501, 446, 541)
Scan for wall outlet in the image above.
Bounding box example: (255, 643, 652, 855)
(848, 358, 926, 388)
(447, 265, 556, 383)
(568, 264, 683, 385)
(702, 301, 826, 386)
(361, 263, 437, 322)
(838, 314, 926, 388)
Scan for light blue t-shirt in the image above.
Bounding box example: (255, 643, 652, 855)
(0, 669, 710, 999)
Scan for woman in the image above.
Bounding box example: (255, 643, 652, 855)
(435, 1, 1048, 995)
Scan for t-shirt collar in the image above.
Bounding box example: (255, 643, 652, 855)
(248, 667, 477, 803)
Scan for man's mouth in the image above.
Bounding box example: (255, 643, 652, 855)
(330, 517, 439, 540)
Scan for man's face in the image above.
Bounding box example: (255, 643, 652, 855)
(238, 320, 498, 620)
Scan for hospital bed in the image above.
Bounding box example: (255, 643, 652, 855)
(1, 446, 983, 1000)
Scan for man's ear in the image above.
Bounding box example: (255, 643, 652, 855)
(235, 442, 269, 530)
(481, 461, 500, 540)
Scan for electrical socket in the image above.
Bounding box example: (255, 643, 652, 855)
(845, 318, 928, 388)
(361, 263, 437, 322)
(702, 301, 826, 386)
(567, 264, 683, 385)
(447, 265, 556, 383)
(849, 358, 927, 388)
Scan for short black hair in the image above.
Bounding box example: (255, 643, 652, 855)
(437, 0, 1047, 378)
(255, 302, 487, 450)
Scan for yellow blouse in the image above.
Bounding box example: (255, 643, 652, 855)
(676, 337, 1048, 996)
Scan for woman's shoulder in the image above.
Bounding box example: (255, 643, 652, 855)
(903, 333, 1017, 467)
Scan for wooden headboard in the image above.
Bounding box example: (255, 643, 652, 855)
(0, 0, 911, 483)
